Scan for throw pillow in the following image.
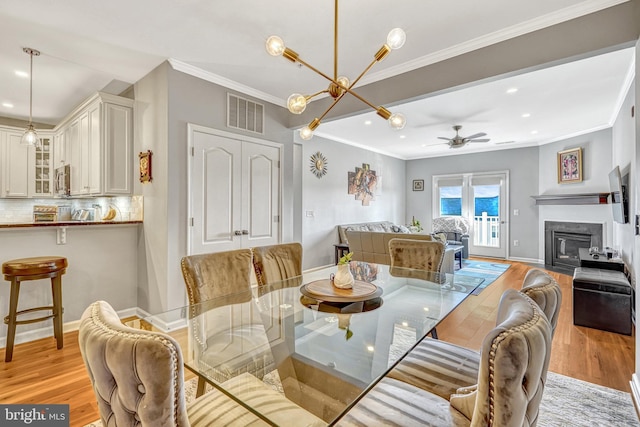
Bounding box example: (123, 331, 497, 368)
(431, 232, 447, 245)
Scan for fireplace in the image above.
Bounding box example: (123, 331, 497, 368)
(544, 221, 603, 273)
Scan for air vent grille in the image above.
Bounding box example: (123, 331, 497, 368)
(227, 93, 264, 134)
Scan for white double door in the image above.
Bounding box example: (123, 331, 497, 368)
(188, 125, 281, 255)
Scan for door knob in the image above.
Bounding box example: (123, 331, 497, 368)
(242, 230, 249, 235)
(234, 230, 242, 236)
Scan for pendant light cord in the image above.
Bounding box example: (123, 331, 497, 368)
(28, 50, 33, 125)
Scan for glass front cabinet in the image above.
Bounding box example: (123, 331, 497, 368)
(34, 137, 52, 196)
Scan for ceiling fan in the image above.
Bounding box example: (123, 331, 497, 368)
(438, 125, 490, 149)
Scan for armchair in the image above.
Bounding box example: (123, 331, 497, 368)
(433, 216, 470, 258)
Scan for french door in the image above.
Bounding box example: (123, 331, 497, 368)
(433, 171, 509, 258)
(188, 125, 281, 255)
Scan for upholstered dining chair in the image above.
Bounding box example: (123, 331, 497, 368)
(386, 269, 561, 402)
(388, 238, 446, 273)
(251, 242, 303, 286)
(180, 249, 274, 395)
(339, 289, 553, 427)
(78, 300, 324, 427)
(180, 248, 253, 304)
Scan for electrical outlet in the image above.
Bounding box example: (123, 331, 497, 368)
(305, 210, 314, 218)
(57, 227, 67, 245)
(513, 240, 519, 246)
(513, 209, 519, 216)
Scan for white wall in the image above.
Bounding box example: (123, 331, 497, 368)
(537, 129, 614, 259)
(301, 135, 406, 269)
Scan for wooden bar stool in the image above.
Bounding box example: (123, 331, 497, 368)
(2, 256, 67, 362)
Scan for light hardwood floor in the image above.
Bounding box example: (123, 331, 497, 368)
(0, 259, 635, 427)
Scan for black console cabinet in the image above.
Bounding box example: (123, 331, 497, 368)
(578, 248, 625, 272)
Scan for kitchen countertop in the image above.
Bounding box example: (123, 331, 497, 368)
(0, 220, 143, 228)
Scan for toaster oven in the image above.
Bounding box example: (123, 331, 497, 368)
(33, 205, 72, 223)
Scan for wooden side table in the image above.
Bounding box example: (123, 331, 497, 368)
(334, 243, 350, 265)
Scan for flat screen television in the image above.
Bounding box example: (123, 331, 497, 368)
(608, 166, 628, 224)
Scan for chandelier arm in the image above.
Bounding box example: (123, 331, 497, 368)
(307, 89, 330, 101)
(334, 0, 338, 81)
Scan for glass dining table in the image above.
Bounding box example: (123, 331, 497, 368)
(135, 261, 483, 426)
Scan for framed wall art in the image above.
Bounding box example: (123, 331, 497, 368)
(413, 179, 424, 191)
(557, 147, 582, 184)
(139, 150, 153, 183)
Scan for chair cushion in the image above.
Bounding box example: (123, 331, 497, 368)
(387, 338, 480, 400)
(337, 377, 470, 427)
(188, 373, 325, 426)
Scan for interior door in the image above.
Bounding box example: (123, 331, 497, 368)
(189, 126, 281, 255)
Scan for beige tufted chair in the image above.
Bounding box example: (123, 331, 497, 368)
(79, 301, 324, 426)
(387, 269, 561, 405)
(251, 242, 302, 286)
(520, 269, 562, 334)
(180, 249, 253, 304)
(180, 249, 274, 395)
(340, 289, 553, 427)
(389, 238, 446, 272)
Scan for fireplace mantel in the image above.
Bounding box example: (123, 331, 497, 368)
(532, 193, 610, 205)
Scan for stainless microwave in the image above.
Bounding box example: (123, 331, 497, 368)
(54, 165, 70, 197)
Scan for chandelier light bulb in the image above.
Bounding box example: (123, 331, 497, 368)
(299, 126, 314, 140)
(386, 28, 406, 50)
(287, 93, 307, 114)
(265, 36, 286, 56)
(388, 113, 406, 130)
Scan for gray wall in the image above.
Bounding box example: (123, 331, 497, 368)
(135, 62, 298, 313)
(407, 147, 539, 261)
(302, 135, 406, 269)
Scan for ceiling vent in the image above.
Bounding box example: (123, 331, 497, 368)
(227, 93, 264, 134)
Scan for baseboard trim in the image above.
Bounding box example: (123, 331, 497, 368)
(507, 256, 543, 264)
(630, 374, 640, 421)
(1, 306, 147, 349)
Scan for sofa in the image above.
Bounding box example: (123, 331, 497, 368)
(345, 230, 456, 273)
(432, 217, 470, 258)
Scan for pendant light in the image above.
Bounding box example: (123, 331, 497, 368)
(20, 47, 41, 148)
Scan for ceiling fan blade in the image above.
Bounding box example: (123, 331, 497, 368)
(464, 132, 487, 140)
(437, 137, 452, 141)
(468, 138, 490, 143)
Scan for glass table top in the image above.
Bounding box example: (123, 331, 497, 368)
(136, 262, 482, 426)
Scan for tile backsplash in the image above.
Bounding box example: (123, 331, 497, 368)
(0, 195, 143, 223)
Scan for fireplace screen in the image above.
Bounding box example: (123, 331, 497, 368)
(554, 232, 591, 266)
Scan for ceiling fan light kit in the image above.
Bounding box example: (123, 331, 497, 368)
(20, 47, 41, 148)
(266, 0, 406, 140)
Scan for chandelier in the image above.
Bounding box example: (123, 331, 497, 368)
(266, 0, 406, 140)
(21, 47, 41, 148)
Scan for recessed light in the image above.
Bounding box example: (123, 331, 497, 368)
(399, 135, 406, 139)
(521, 113, 531, 118)
(2, 102, 14, 108)
(364, 120, 372, 125)
(421, 144, 427, 147)
(531, 130, 538, 135)
(367, 346, 374, 352)
(15, 70, 29, 78)
(506, 88, 518, 94)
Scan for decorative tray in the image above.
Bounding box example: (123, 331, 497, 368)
(300, 279, 382, 302)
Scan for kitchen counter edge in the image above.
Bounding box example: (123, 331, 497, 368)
(0, 220, 143, 228)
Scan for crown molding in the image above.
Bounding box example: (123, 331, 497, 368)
(168, 59, 286, 108)
(357, 0, 631, 87)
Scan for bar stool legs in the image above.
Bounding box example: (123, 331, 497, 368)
(4, 279, 20, 362)
(2, 256, 67, 362)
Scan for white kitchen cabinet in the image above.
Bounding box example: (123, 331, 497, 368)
(0, 127, 53, 198)
(2, 130, 28, 197)
(59, 93, 133, 196)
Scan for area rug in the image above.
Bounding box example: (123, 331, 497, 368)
(454, 259, 510, 295)
(83, 371, 638, 426)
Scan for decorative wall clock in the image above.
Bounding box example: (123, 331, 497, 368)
(309, 151, 328, 178)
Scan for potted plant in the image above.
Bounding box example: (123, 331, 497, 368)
(333, 252, 355, 289)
